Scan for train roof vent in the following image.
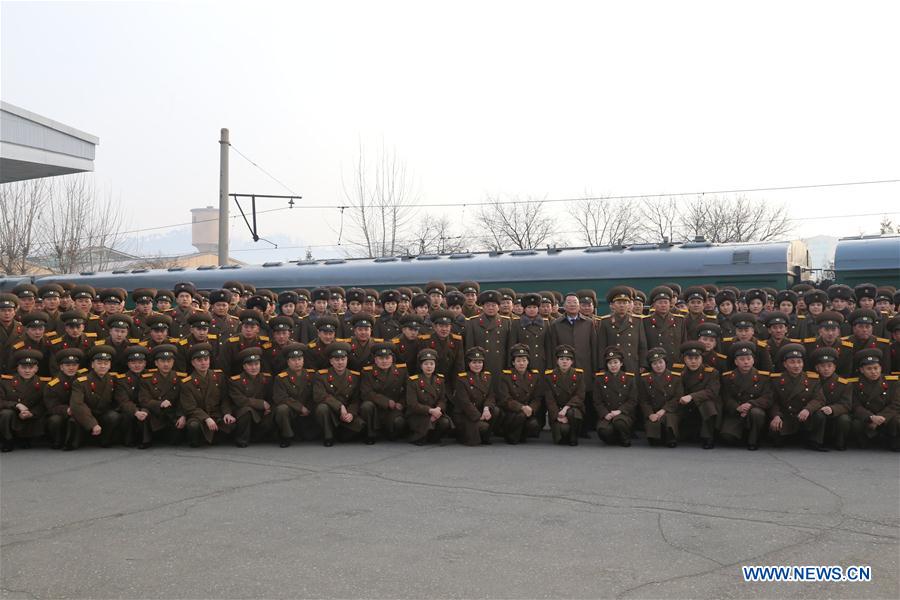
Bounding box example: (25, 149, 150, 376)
(682, 240, 712, 248)
(80, 271, 95, 276)
(324, 259, 346, 265)
(449, 253, 474, 259)
(167, 267, 186, 272)
(196, 265, 216, 271)
(112, 269, 129, 274)
(374, 257, 399, 263)
(627, 244, 659, 251)
(584, 246, 613, 253)
(416, 255, 440, 260)
(295, 260, 317, 266)
(262, 262, 283, 267)
(220, 265, 241, 270)
(732, 250, 751, 264)
(130, 268, 148, 273)
(489, 251, 505, 257)
(511, 250, 537, 256)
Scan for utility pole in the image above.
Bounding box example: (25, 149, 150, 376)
(218, 128, 230, 266)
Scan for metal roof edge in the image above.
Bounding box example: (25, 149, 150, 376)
(1, 101, 100, 146)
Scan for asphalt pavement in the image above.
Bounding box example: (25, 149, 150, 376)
(1, 438, 898, 599)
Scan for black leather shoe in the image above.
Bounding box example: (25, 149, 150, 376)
(568, 437, 578, 446)
(323, 439, 334, 447)
(702, 439, 715, 449)
(235, 441, 249, 448)
(620, 438, 632, 447)
(666, 441, 677, 448)
(364, 437, 376, 445)
(279, 439, 291, 448)
(20, 439, 31, 449)
(137, 443, 151, 450)
(1, 444, 12, 453)
(747, 444, 758, 451)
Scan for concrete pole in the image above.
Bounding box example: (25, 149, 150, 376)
(218, 128, 229, 266)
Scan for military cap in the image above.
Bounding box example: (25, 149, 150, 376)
(399, 314, 423, 329)
(155, 289, 175, 303)
(764, 312, 789, 328)
(0, 293, 18, 309)
(222, 280, 245, 295)
(603, 346, 625, 362)
(894, 289, 900, 307)
(88, 345, 116, 361)
(245, 294, 270, 312)
(633, 289, 647, 304)
(762, 287, 778, 302)
(21, 311, 49, 328)
(430, 310, 454, 325)
(803, 289, 828, 307)
(150, 344, 178, 361)
(380, 289, 400, 304)
(853, 283, 877, 301)
(513, 295, 523, 306)
(267, 315, 292, 332)
(555, 344, 576, 359)
(315, 315, 340, 332)
(258, 289, 277, 302)
(346, 288, 366, 303)
(100, 288, 126, 303)
(539, 291, 555, 304)
(664, 282, 682, 298)
(810, 346, 839, 365)
(70, 285, 95, 300)
(411, 293, 430, 309)
(647, 347, 668, 364)
(711, 289, 735, 307)
(606, 286, 634, 304)
(576, 289, 596, 305)
(510, 343, 530, 359)
(458, 281, 480, 295)
(731, 312, 757, 329)
(848, 309, 878, 326)
(856, 348, 882, 367)
(498, 287, 516, 302)
(187, 312, 212, 329)
(243, 284, 256, 295)
(683, 286, 708, 302)
(775, 343, 805, 364)
(679, 341, 706, 358)
(198, 290, 210, 301)
(311, 287, 331, 302)
(520, 292, 542, 308)
(730, 341, 756, 358)
(106, 313, 134, 330)
(295, 289, 311, 302)
(60, 310, 86, 326)
(146, 314, 173, 331)
(173, 282, 197, 297)
(349, 313, 374, 329)
(648, 286, 675, 303)
(775, 290, 798, 306)
(371, 342, 395, 358)
(188, 342, 213, 360)
(465, 346, 487, 361)
(552, 291, 564, 305)
(278, 290, 299, 305)
(886, 316, 900, 333)
(417, 348, 438, 363)
(425, 281, 446, 296)
(365, 289, 380, 303)
(792, 282, 814, 294)
(398, 287, 413, 301)
(744, 289, 767, 305)
(479, 290, 502, 305)
(238, 309, 264, 326)
(445, 291, 465, 307)
(282, 342, 307, 360)
(875, 287, 894, 303)
(237, 347, 264, 364)
(12, 348, 44, 366)
(327, 341, 351, 359)
(38, 283, 64, 299)
(125, 345, 149, 362)
(11, 283, 38, 298)
(55, 347, 85, 365)
(827, 284, 854, 301)
(59, 282, 74, 294)
(702, 283, 719, 295)
(329, 286, 346, 299)
(128, 288, 154, 304)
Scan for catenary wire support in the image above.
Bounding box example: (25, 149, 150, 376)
(230, 193, 302, 246)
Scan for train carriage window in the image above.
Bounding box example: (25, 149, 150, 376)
(732, 251, 751, 264)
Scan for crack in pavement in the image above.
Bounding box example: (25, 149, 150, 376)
(655, 512, 728, 567)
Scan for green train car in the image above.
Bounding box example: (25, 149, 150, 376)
(832, 235, 900, 289)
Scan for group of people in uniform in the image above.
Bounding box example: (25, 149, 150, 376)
(0, 277, 898, 453)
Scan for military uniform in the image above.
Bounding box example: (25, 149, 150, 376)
(43, 353, 84, 448)
(217, 310, 272, 377)
(5, 312, 53, 376)
(811, 347, 853, 450)
(111, 346, 149, 446)
(676, 342, 720, 447)
(844, 309, 891, 374)
(638, 350, 682, 446)
(803, 312, 855, 377)
(497, 361, 543, 444)
(271, 345, 317, 445)
(542, 346, 585, 446)
(313, 363, 364, 445)
(766, 344, 827, 449)
(359, 348, 407, 441)
(138, 345, 185, 447)
(464, 292, 513, 381)
(405, 348, 452, 444)
(224, 348, 274, 447)
(593, 347, 638, 447)
(65, 347, 122, 449)
(453, 347, 498, 446)
(0, 351, 49, 450)
(850, 349, 900, 450)
(720, 342, 771, 450)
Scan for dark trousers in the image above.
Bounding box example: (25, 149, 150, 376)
(65, 412, 121, 449)
(597, 415, 632, 446)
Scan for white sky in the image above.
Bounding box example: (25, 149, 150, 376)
(2, 0, 899, 261)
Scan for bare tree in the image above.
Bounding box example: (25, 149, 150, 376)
(637, 197, 681, 243)
(341, 141, 418, 257)
(401, 214, 467, 255)
(880, 216, 900, 234)
(476, 195, 558, 250)
(572, 194, 641, 246)
(0, 179, 51, 274)
(679, 195, 792, 242)
(129, 253, 182, 270)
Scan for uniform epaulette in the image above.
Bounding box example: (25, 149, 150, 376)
(178, 338, 188, 346)
(115, 372, 126, 378)
(141, 372, 154, 378)
(50, 337, 62, 344)
(45, 331, 56, 337)
(208, 333, 218, 339)
(308, 341, 318, 349)
(85, 332, 97, 338)
(175, 371, 187, 377)
(305, 368, 316, 374)
(277, 371, 288, 378)
(672, 313, 685, 318)
(231, 374, 241, 380)
(633, 313, 647, 319)
(837, 377, 849, 384)
(262, 372, 272, 378)
(503, 369, 512, 374)
(317, 369, 328, 374)
(436, 373, 445, 378)
(94, 340, 105, 346)
(181, 375, 193, 383)
(877, 337, 889, 344)
(458, 372, 468, 377)
(723, 370, 734, 376)
(409, 374, 419, 380)
(228, 336, 240, 342)
(671, 371, 682, 377)
(89, 314, 99, 320)
(803, 337, 816, 343)
(47, 377, 60, 387)
(574, 368, 583, 373)
(788, 338, 802, 344)
(78, 368, 88, 373)
(77, 376, 87, 382)
(704, 366, 715, 373)
(128, 338, 141, 344)
(545, 369, 554, 374)
(465, 314, 479, 321)
(841, 340, 854, 348)
(499, 314, 511, 320)
(417, 334, 432, 340)
(886, 375, 899, 381)
(372, 337, 385, 343)
(625, 372, 635, 377)
(797, 314, 806, 319)
(768, 372, 781, 378)
(806, 372, 819, 379)
(723, 337, 734, 343)
(11, 341, 24, 349)
(716, 352, 727, 359)
(336, 337, 351, 343)
(396, 363, 407, 369)
(757, 340, 768, 348)
(845, 377, 859, 383)
(362, 365, 373, 371)
(672, 362, 685, 369)
(598, 314, 611, 320)
(259, 335, 270, 342)
(262, 343, 272, 349)
(451, 333, 463, 341)
(348, 370, 360, 376)
(757, 370, 770, 376)
(390, 338, 400, 344)
(147, 368, 158, 373)
(37, 376, 50, 382)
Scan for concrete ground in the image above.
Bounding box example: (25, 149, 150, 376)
(1, 438, 898, 599)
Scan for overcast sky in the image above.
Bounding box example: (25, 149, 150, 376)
(3, 0, 899, 262)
